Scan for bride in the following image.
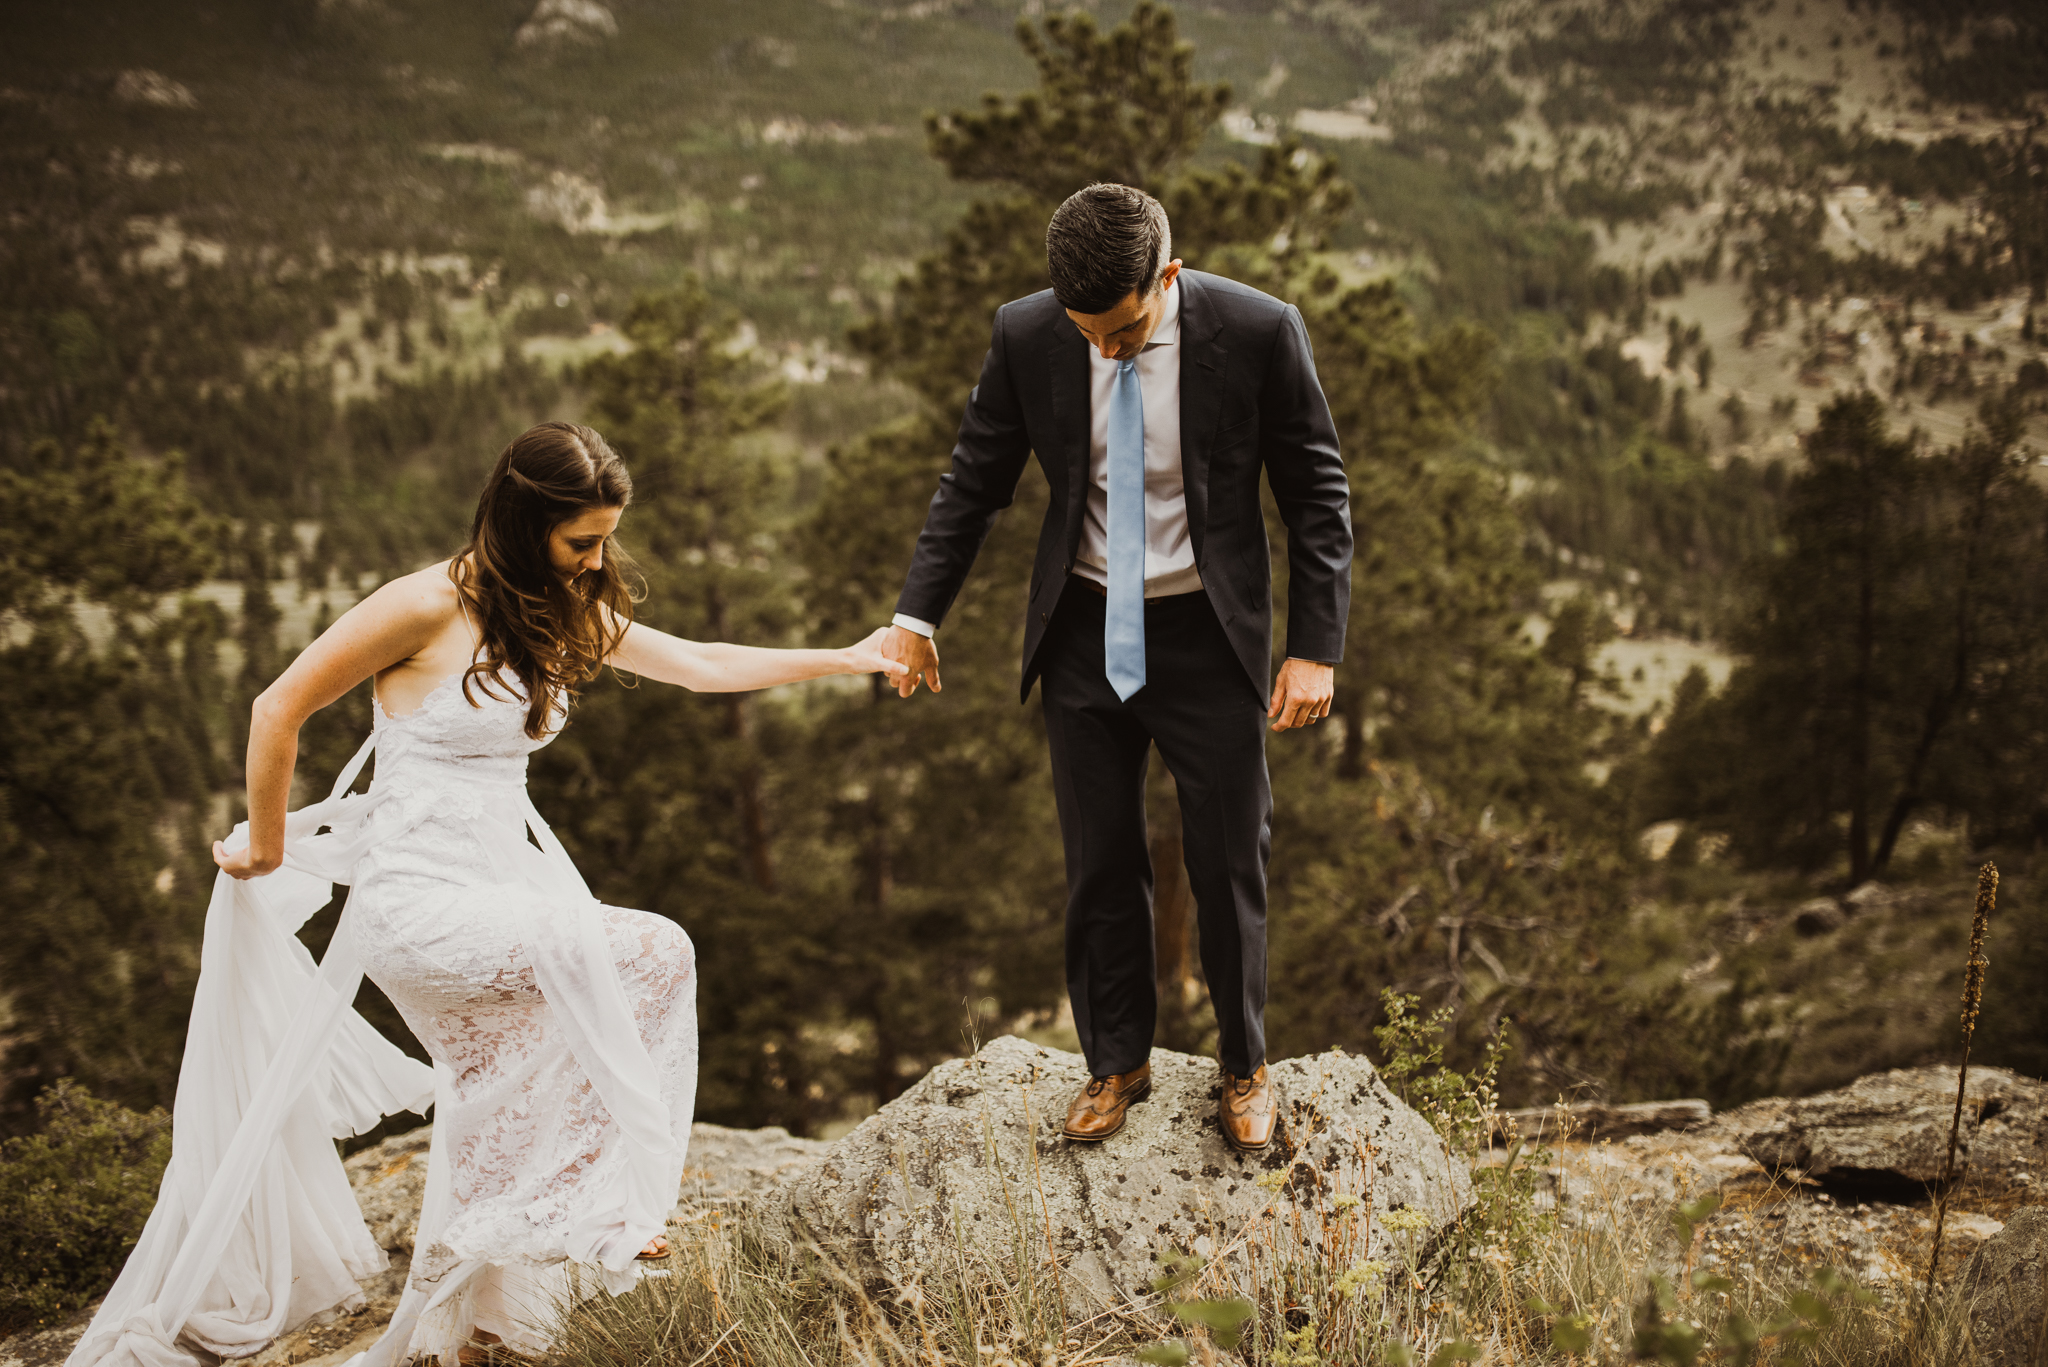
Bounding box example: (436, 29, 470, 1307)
(69, 422, 904, 1367)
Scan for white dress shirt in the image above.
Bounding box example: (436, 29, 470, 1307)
(894, 278, 1199, 639)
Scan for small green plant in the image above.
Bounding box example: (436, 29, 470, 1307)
(0, 1081, 172, 1336)
(1134, 1253, 1255, 1367)
(1632, 1264, 1875, 1365)
(1527, 1295, 1595, 1354)
(1373, 990, 1506, 1156)
(1375, 990, 1553, 1279)
(1670, 1191, 1721, 1250)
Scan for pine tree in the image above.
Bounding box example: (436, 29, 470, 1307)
(579, 284, 792, 893)
(1634, 393, 2048, 880)
(0, 423, 224, 1129)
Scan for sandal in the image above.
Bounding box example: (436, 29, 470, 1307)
(635, 1232, 672, 1261)
(456, 1333, 537, 1366)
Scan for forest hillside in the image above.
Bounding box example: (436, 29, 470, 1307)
(1, 0, 2044, 1162)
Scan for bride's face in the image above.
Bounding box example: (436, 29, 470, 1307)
(548, 505, 624, 581)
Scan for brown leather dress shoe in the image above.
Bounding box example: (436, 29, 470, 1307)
(1063, 1064, 1151, 1141)
(1220, 1063, 1277, 1152)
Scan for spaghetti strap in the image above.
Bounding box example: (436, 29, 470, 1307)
(455, 577, 480, 653)
(452, 568, 487, 682)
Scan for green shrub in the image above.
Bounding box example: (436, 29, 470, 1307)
(0, 1081, 171, 1337)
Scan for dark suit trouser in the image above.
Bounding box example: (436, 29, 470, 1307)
(1038, 577, 1273, 1079)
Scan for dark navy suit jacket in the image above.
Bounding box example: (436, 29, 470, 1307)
(894, 269, 1354, 703)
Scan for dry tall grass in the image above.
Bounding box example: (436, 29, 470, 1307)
(540, 1207, 1126, 1367)
(541, 960, 2003, 1367)
(534, 1121, 1985, 1366)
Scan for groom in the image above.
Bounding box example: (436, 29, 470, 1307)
(880, 183, 1352, 1151)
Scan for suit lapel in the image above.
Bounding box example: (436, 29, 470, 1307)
(1047, 313, 1092, 562)
(1177, 273, 1225, 562)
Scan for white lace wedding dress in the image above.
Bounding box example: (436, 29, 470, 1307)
(69, 668, 698, 1367)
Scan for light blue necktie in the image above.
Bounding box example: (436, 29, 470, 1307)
(1105, 359, 1146, 701)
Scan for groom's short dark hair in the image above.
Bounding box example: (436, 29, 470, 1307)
(1045, 184, 1172, 315)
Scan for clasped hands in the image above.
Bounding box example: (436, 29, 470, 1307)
(877, 625, 1333, 733)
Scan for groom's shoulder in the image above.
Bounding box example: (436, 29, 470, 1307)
(1181, 270, 1292, 330)
(995, 287, 1065, 337)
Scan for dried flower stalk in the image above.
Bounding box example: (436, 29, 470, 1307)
(1923, 860, 1996, 1307)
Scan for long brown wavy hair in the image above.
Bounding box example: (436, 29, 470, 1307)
(451, 422, 640, 737)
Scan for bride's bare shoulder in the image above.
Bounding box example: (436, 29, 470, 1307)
(343, 561, 462, 632)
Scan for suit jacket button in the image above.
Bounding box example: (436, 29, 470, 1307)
(1039, 610, 1049, 623)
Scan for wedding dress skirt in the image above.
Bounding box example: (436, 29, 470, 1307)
(68, 673, 698, 1367)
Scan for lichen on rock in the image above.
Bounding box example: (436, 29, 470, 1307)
(779, 1036, 1473, 1316)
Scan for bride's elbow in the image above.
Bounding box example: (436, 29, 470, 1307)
(248, 688, 301, 736)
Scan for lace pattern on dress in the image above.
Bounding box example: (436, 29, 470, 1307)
(350, 669, 698, 1292)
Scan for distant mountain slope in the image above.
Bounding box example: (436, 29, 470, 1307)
(3, 0, 2038, 591)
(0, 0, 1386, 353)
(1340, 0, 2047, 463)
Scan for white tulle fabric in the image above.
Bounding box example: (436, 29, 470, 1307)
(68, 670, 698, 1367)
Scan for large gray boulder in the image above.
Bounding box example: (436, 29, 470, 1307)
(1733, 1066, 2027, 1186)
(782, 1036, 1472, 1316)
(1960, 1205, 2048, 1366)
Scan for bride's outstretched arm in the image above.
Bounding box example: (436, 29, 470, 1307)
(608, 619, 907, 693)
(214, 576, 449, 879)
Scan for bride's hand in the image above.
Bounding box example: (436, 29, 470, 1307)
(213, 839, 281, 880)
(843, 628, 912, 681)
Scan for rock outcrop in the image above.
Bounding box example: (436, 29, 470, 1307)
(781, 1036, 1472, 1316)
(1960, 1205, 2048, 1366)
(681, 1123, 832, 1213)
(1732, 1066, 2031, 1189)
(1500, 1098, 1712, 1142)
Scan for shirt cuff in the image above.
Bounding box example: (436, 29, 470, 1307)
(892, 613, 937, 638)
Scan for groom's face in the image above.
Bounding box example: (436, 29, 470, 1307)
(1065, 260, 1182, 362)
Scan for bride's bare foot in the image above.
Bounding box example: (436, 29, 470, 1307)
(636, 1232, 671, 1260)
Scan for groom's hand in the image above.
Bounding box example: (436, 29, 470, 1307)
(881, 625, 941, 698)
(1268, 659, 1333, 732)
